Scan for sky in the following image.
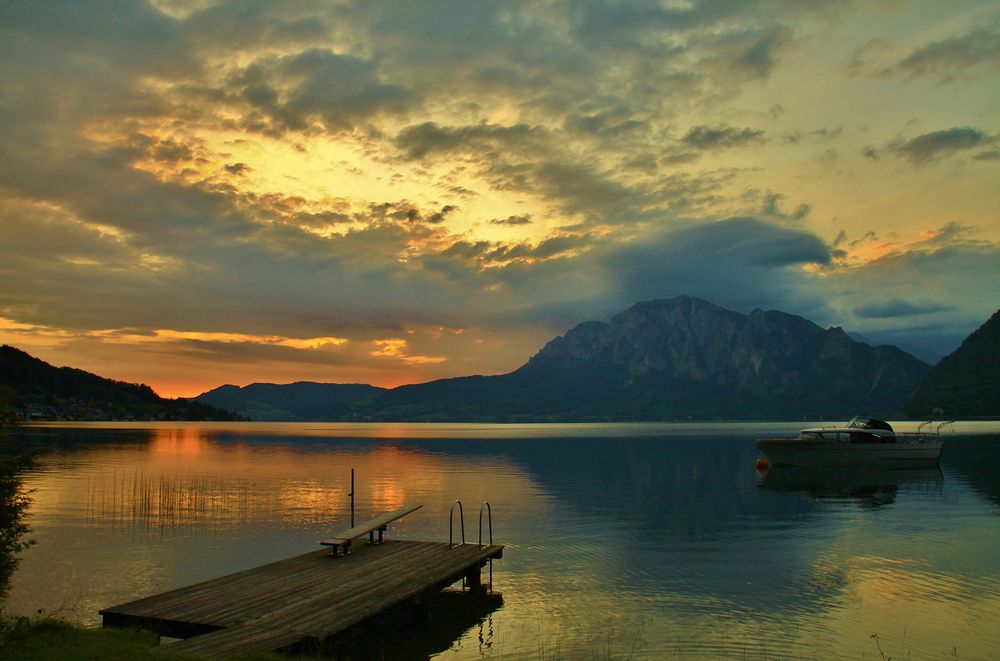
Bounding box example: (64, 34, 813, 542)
(0, 0, 998, 398)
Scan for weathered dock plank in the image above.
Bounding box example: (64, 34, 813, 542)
(101, 540, 503, 658)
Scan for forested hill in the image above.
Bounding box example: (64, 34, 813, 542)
(195, 382, 385, 421)
(906, 308, 1000, 418)
(0, 345, 239, 422)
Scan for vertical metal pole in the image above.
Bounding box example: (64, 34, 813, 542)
(350, 468, 355, 528)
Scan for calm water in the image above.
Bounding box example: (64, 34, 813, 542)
(3, 421, 1000, 660)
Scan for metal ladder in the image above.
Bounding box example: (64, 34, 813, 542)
(449, 500, 495, 592)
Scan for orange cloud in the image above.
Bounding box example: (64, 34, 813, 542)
(370, 338, 446, 365)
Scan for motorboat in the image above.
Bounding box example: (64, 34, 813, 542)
(754, 417, 945, 468)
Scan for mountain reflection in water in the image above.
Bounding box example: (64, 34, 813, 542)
(3, 422, 1000, 660)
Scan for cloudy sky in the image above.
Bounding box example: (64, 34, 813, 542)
(1, 0, 998, 398)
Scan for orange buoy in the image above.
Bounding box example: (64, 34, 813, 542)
(755, 457, 770, 472)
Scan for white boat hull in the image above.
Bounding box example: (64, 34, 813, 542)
(755, 438, 942, 468)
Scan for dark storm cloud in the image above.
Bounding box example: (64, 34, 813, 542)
(743, 24, 786, 73)
(148, 137, 197, 164)
(224, 162, 252, 176)
(227, 49, 417, 134)
(392, 117, 668, 226)
(395, 122, 546, 160)
(183, 0, 334, 51)
(715, 24, 793, 79)
(501, 216, 837, 330)
(426, 205, 459, 224)
(670, 217, 830, 267)
(0, 0, 195, 78)
(524, 161, 634, 218)
(3, 144, 252, 245)
(397, 214, 843, 336)
(682, 125, 766, 150)
(428, 234, 589, 271)
(888, 127, 991, 165)
(489, 215, 533, 226)
(853, 299, 953, 319)
(563, 112, 650, 139)
(355, 201, 458, 226)
(783, 127, 842, 144)
(891, 26, 1000, 80)
(1, 0, 995, 384)
(740, 190, 811, 221)
(245, 1, 841, 148)
(0, 200, 135, 278)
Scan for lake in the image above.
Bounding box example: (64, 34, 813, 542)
(3, 421, 1000, 659)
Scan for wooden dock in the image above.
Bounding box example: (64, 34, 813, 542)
(100, 539, 503, 658)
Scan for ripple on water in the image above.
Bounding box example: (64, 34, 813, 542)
(5, 424, 1000, 660)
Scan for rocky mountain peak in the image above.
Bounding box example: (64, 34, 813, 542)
(517, 296, 928, 417)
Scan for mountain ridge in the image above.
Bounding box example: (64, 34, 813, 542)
(0, 345, 239, 422)
(198, 296, 933, 421)
(906, 308, 1000, 418)
(195, 381, 384, 421)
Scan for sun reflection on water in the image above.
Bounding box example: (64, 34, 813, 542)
(5, 424, 1000, 659)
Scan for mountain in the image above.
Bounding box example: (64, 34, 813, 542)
(0, 345, 239, 422)
(351, 296, 929, 421)
(197, 296, 930, 421)
(196, 382, 385, 421)
(906, 308, 1000, 418)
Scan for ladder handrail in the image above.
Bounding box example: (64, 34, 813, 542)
(478, 501, 493, 548)
(449, 500, 465, 548)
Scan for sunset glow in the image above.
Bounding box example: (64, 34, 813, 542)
(1, 1, 997, 396)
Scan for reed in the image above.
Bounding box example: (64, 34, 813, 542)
(87, 471, 256, 538)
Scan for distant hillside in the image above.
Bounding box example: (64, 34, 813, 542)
(354, 296, 929, 421)
(906, 308, 1000, 418)
(196, 296, 931, 421)
(0, 345, 240, 422)
(196, 382, 384, 421)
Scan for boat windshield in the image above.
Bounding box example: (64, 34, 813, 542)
(847, 417, 894, 432)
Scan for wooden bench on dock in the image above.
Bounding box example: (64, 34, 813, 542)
(319, 504, 423, 556)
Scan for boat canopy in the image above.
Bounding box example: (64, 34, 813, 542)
(846, 417, 893, 432)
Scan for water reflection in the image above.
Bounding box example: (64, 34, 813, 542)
(759, 466, 944, 509)
(941, 434, 1000, 510)
(5, 424, 1000, 660)
(310, 591, 503, 660)
(86, 471, 258, 538)
(0, 452, 33, 607)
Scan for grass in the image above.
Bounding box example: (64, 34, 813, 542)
(0, 614, 461, 661)
(0, 617, 293, 661)
(1, 616, 967, 661)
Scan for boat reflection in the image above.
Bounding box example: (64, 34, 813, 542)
(759, 466, 944, 509)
